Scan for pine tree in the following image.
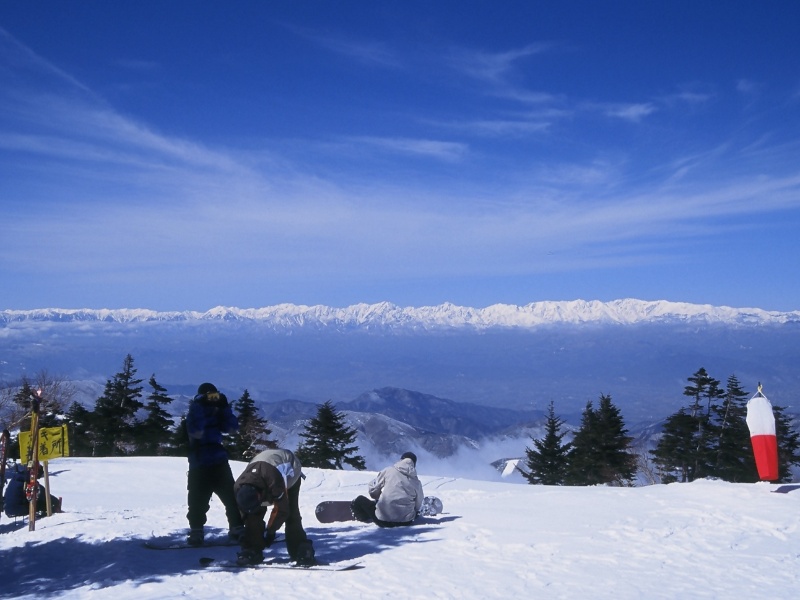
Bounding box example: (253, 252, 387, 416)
(524, 401, 571, 485)
(651, 408, 702, 482)
(12, 380, 39, 432)
(164, 415, 189, 457)
(91, 354, 144, 456)
(295, 400, 366, 470)
(229, 389, 275, 460)
(684, 367, 725, 418)
(566, 395, 636, 486)
(12, 371, 76, 429)
(593, 394, 637, 485)
(135, 375, 174, 456)
(679, 367, 723, 479)
(773, 404, 800, 482)
(711, 375, 756, 482)
(565, 401, 599, 485)
(65, 401, 95, 457)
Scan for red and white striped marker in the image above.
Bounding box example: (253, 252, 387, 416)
(745, 384, 778, 481)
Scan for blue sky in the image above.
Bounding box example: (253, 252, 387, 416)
(2, 1, 799, 312)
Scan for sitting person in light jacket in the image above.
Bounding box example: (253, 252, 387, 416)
(351, 451, 424, 527)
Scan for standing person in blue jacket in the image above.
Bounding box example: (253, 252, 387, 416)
(186, 382, 244, 546)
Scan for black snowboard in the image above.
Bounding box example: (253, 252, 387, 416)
(315, 496, 443, 523)
(199, 556, 364, 571)
(315, 500, 355, 523)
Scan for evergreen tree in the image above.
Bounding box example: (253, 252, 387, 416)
(91, 354, 144, 456)
(135, 375, 174, 456)
(566, 395, 636, 485)
(65, 401, 95, 457)
(684, 367, 725, 418)
(10, 371, 76, 429)
(651, 408, 703, 482)
(229, 389, 275, 460)
(565, 400, 599, 485)
(773, 404, 800, 482)
(12, 380, 39, 433)
(295, 400, 366, 470)
(524, 401, 571, 485)
(30, 370, 76, 427)
(651, 368, 718, 483)
(593, 394, 637, 485)
(164, 414, 189, 457)
(712, 375, 756, 482)
(675, 367, 724, 480)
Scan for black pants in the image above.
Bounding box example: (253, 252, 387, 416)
(241, 478, 308, 559)
(351, 495, 414, 527)
(187, 462, 243, 530)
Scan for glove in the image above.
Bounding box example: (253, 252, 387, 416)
(218, 392, 228, 406)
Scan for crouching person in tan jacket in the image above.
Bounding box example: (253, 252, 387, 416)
(234, 448, 315, 566)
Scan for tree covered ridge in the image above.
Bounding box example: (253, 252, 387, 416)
(3, 358, 798, 484)
(1, 354, 277, 462)
(523, 368, 800, 485)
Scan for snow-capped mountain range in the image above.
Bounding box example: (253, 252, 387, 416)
(2, 299, 799, 427)
(2, 298, 799, 328)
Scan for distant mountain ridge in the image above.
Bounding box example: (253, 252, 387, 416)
(2, 298, 799, 329)
(259, 387, 545, 461)
(3, 298, 799, 425)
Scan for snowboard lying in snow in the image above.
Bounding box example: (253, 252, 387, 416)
(199, 556, 364, 571)
(771, 484, 800, 494)
(314, 500, 356, 523)
(315, 496, 443, 523)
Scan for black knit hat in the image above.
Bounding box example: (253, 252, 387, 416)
(401, 451, 417, 466)
(236, 484, 261, 514)
(197, 382, 218, 395)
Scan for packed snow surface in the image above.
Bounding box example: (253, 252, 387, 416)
(1, 457, 799, 599)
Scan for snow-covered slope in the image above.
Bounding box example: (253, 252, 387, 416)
(1, 457, 799, 599)
(2, 298, 799, 329)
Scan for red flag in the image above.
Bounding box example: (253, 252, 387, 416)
(745, 385, 778, 481)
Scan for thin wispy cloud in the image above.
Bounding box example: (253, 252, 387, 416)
(348, 136, 468, 162)
(1, 6, 799, 311)
(284, 24, 401, 68)
(2, 88, 252, 187)
(4, 39, 797, 269)
(0, 27, 93, 94)
(454, 118, 552, 137)
(663, 90, 714, 106)
(601, 102, 658, 122)
(736, 78, 761, 95)
(448, 43, 553, 85)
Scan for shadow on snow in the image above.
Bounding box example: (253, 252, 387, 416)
(305, 514, 461, 563)
(0, 516, 461, 597)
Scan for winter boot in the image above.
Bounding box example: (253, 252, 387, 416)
(236, 549, 263, 566)
(187, 527, 204, 546)
(293, 539, 316, 567)
(350, 496, 376, 523)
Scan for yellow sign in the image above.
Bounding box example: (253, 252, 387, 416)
(19, 426, 70, 461)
